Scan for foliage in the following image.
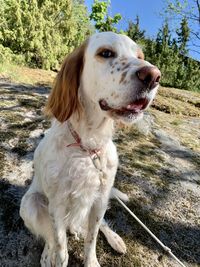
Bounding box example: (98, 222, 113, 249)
(126, 16, 145, 43)
(164, 0, 200, 57)
(126, 18, 200, 92)
(0, 0, 199, 92)
(90, 0, 122, 32)
(176, 17, 190, 54)
(0, 0, 92, 69)
(154, 19, 200, 91)
(0, 44, 25, 65)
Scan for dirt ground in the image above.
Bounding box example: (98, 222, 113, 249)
(0, 69, 199, 267)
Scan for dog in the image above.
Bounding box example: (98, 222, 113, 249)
(20, 32, 161, 267)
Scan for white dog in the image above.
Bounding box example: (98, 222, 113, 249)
(20, 32, 161, 267)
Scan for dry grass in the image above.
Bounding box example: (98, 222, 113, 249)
(0, 62, 56, 85)
(0, 65, 200, 267)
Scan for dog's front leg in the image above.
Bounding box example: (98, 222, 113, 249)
(84, 194, 109, 267)
(49, 203, 69, 267)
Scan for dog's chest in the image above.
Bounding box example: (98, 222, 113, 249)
(61, 145, 118, 192)
(93, 148, 117, 176)
(93, 144, 119, 190)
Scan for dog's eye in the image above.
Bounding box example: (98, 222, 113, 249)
(98, 49, 115, 58)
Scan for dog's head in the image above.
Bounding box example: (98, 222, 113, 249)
(46, 32, 161, 124)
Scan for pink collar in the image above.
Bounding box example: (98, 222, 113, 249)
(67, 121, 101, 157)
(67, 122, 107, 185)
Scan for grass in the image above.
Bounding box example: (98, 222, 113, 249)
(0, 64, 200, 267)
(18, 97, 46, 109)
(152, 89, 200, 117)
(0, 62, 56, 85)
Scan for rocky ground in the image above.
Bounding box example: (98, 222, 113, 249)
(0, 68, 199, 267)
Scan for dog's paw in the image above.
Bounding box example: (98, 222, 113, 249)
(110, 187, 129, 202)
(40, 244, 55, 267)
(40, 255, 52, 267)
(108, 231, 127, 254)
(55, 250, 69, 267)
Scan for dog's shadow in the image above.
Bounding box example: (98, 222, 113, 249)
(0, 179, 86, 267)
(0, 176, 200, 266)
(0, 179, 42, 267)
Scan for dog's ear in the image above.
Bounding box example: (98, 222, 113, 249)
(45, 41, 88, 122)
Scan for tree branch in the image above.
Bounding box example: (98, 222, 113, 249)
(195, 0, 200, 24)
(190, 30, 200, 40)
(189, 48, 200, 54)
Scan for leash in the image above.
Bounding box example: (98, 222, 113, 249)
(67, 121, 106, 185)
(67, 121, 101, 159)
(66, 122, 187, 266)
(115, 196, 187, 267)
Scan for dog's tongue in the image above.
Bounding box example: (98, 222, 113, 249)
(126, 98, 148, 111)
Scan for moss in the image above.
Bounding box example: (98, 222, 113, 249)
(0, 130, 16, 142)
(18, 97, 46, 109)
(1, 111, 24, 124)
(7, 120, 42, 156)
(0, 99, 18, 108)
(117, 138, 164, 178)
(152, 88, 200, 117)
(170, 119, 183, 126)
(190, 154, 200, 171)
(0, 89, 11, 95)
(10, 129, 33, 157)
(41, 119, 51, 129)
(8, 119, 43, 131)
(11, 142, 29, 156)
(127, 160, 159, 176)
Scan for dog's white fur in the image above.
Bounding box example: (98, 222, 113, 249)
(20, 32, 160, 267)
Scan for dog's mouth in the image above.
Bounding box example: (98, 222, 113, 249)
(99, 98, 149, 118)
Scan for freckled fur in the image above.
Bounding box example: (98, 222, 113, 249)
(119, 71, 128, 84)
(122, 62, 131, 71)
(20, 31, 160, 267)
(130, 72, 136, 80)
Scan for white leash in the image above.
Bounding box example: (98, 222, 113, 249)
(67, 121, 186, 266)
(115, 196, 187, 267)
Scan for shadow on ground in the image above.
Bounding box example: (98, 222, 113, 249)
(0, 80, 200, 267)
(0, 176, 199, 266)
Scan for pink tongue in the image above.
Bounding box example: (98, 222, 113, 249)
(126, 103, 143, 110)
(126, 99, 147, 111)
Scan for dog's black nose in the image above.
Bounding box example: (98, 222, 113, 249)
(136, 66, 161, 90)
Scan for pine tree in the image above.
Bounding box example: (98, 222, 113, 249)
(176, 17, 190, 55)
(126, 16, 145, 42)
(0, 0, 92, 69)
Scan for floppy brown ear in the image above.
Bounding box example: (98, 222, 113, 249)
(45, 41, 88, 122)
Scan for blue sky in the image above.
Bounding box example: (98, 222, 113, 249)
(85, 0, 200, 61)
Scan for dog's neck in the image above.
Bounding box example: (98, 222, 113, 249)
(69, 97, 114, 150)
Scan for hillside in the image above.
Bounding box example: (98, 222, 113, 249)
(0, 65, 200, 267)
